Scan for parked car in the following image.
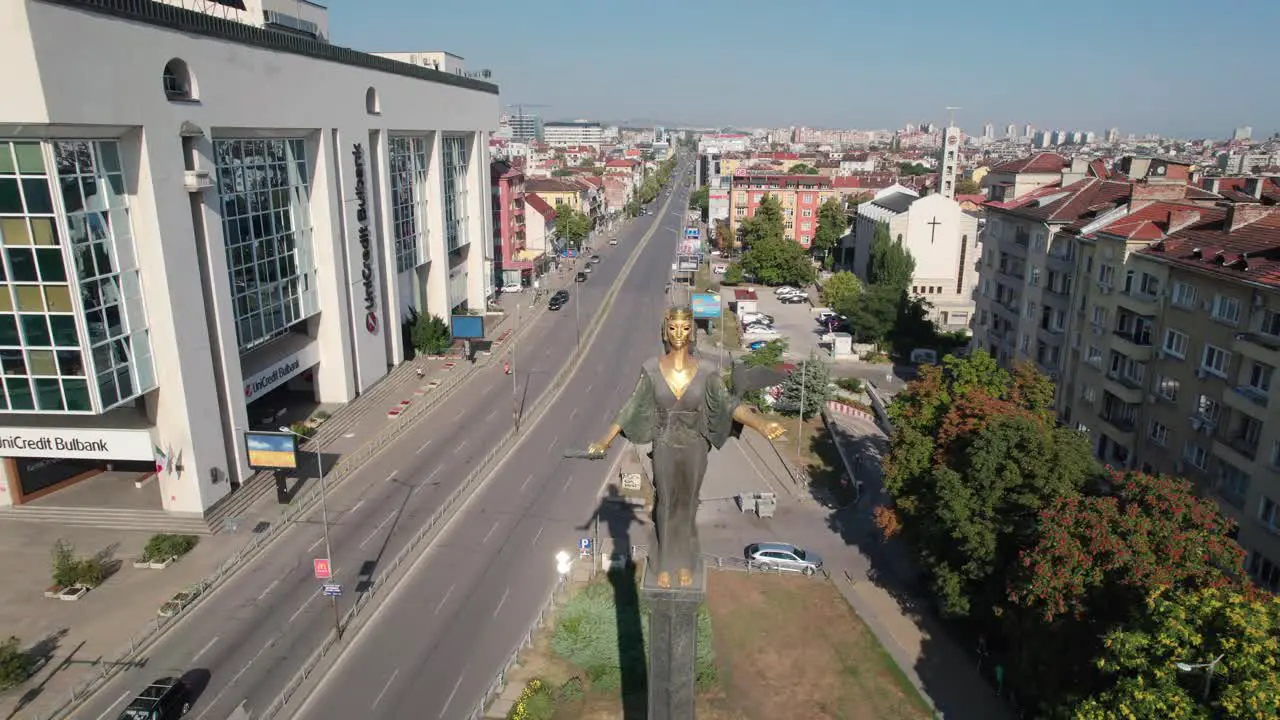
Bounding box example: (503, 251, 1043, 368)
(816, 311, 847, 324)
(744, 542, 823, 576)
(575, 272, 587, 282)
(589, 255, 602, 264)
(773, 286, 799, 295)
(549, 290, 569, 311)
(780, 294, 808, 304)
(608, 238, 619, 245)
(743, 326, 780, 337)
(740, 312, 774, 325)
(501, 283, 523, 293)
(747, 340, 772, 350)
(117, 676, 192, 720)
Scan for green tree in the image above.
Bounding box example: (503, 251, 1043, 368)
(638, 176, 661, 204)
(820, 270, 862, 308)
(624, 199, 641, 218)
(411, 313, 452, 355)
(812, 197, 848, 259)
(955, 178, 981, 195)
(555, 205, 591, 248)
(1071, 587, 1280, 720)
(721, 262, 744, 285)
(742, 339, 787, 368)
(0, 636, 34, 690)
(897, 162, 929, 176)
(882, 355, 1098, 618)
(775, 358, 828, 418)
(739, 195, 815, 286)
(551, 168, 575, 177)
(689, 186, 709, 219)
(834, 284, 897, 345)
(789, 163, 820, 174)
(867, 222, 915, 290)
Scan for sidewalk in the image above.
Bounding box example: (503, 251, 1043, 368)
(698, 429, 1014, 720)
(0, 308, 543, 720)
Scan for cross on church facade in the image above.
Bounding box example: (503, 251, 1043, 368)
(927, 217, 942, 244)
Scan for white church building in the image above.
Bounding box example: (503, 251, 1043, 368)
(849, 125, 980, 333)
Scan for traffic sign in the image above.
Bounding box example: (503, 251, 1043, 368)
(579, 537, 593, 552)
(322, 583, 342, 597)
(313, 558, 331, 579)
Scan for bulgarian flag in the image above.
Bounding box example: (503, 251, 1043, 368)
(154, 445, 168, 475)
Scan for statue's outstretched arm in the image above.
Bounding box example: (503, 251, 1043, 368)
(588, 424, 622, 457)
(732, 404, 787, 440)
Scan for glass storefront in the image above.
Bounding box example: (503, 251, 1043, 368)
(0, 139, 153, 413)
(389, 136, 431, 274)
(442, 135, 469, 254)
(214, 138, 317, 354)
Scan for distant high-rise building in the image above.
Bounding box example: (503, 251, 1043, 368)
(1234, 125, 1253, 142)
(1005, 123, 1017, 140)
(1106, 127, 1120, 143)
(1024, 123, 1034, 138)
(506, 112, 542, 141)
(982, 122, 995, 140)
(1084, 131, 1097, 144)
(920, 122, 935, 134)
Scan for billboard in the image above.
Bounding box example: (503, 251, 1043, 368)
(450, 314, 486, 340)
(245, 431, 298, 470)
(677, 255, 700, 272)
(691, 293, 721, 319)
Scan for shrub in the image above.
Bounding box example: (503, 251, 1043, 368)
(506, 678, 556, 720)
(142, 534, 200, 563)
(289, 421, 315, 440)
(412, 313, 452, 356)
(557, 676, 584, 702)
(51, 539, 76, 588)
(835, 376, 864, 394)
(0, 636, 33, 690)
(73, 558, 106, 587)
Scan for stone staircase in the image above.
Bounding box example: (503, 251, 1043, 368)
(0, 505, 211, 534)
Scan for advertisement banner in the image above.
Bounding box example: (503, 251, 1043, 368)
(0, 427, 153, 461)
(691, 293, 721, 319)
(243, 344, 321, 404)
(245, 431, 298, 470)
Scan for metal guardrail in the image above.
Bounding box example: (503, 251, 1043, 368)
(260, 185, 680, 720)
(465, 587, 560, 720)
(36, 317, 540, 720)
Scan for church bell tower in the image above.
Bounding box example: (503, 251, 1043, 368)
(937, 123, 961, 200)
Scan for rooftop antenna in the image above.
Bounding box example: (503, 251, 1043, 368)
(945, 106, 962, 128)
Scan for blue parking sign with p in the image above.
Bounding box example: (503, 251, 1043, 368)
(579, 538, 592, 552)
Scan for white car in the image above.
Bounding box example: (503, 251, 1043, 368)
(741, 313, 774, 325)
(501, 283, 523, 293)
(608, 238, 619, 245)
(773, 286, 799, 295)
(777, 287, 806, 297)
(743, 326, 780, 337)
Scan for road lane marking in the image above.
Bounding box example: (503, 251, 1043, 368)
(425, 466, 441, 483)
(349, 498, 364, 514)
(434, 583, 455, 615)
(519, 473, 534, 491)
(359, 511, 397, 548)
(482, 520, 499, 544)
(416, 438, 433, 454)
(486, 407, 497, 421)
(569, 407, 578, 419)
(385, 472, 397, 482)
(288, 593, 316, 624)
(440, 674, 466, 718)
(494, 588, 510, 616)
(455, 439, 470, 455)
(193, 640, 273, 720)
(561, 474, 574, 493)
(192, 636, 219, 662)
(548, 435, 558, 454)
(256, 579, 279, 601)
(93, 691, 131, 720)
(371, 668, 400, 709)
(308, 536, 324, 552)
(585, 382, 593, 393)
(533, 526, 544, 545)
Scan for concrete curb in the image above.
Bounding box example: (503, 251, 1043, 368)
(265, 179, 685, 720)
(43, 310, 547, 720)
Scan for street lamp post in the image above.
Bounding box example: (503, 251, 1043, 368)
(555, 550, 573, 600)
(280, 426, 341, 638)
(512, 303, 521, 429)
(1175, 653, 1225, 703)
(796, 354, 810, 467)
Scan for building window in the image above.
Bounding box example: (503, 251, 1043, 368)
(1247, 550, 1280, 594)
(1148, 420, 1169, 446)
(801, 208, 813, 218)
(1195, 394, 1221, 424)
(389, 136, 430, 273)
(442, 135, 470, 253)
(1154, 374, 1179, 402)
(214, 138, 317, 353)
(1086, 345, 1103, 366)
(1248, 361, 1273, 394)
(1162, 328, 1189, 358)
(1081, 385, 1096, 403)
(1260, 308, 1280, 337)
(1139, 272, 1160, 296)
(1200, 343, 1231, 377)
(1171, 280, 1197, 309)
(1098, 263, 1114, 286)
(1183, 441, 1208, 470)
(1211, 294, 1241, 325)
(1217, 463, 1249, 510)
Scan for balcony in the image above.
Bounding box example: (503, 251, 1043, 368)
(1117, 292, 1158, 317)
(1224, 384, 1270, 417)
(1233, 331, 1280, 368)
(1112, 330, 1154, 361)
(1213, 436, 1258, 469)
(997, 264, 1026, 281)
(1098, 412, 1138, 446)
(1103, 371, 1145, 404)
(1046, 251, 1074, 271)
(1013, 229, 1030, 248)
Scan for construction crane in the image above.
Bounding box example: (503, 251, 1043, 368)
(504, 103, 551, 141)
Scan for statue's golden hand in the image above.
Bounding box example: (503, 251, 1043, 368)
(587, 441, 609, 459)
(760, 421, 786, 440)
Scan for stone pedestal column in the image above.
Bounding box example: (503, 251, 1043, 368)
(640, 561, 704, 720)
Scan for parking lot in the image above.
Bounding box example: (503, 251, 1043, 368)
(738, 284, 829, 358)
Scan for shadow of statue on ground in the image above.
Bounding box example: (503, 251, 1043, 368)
(579, 483, 648, 719)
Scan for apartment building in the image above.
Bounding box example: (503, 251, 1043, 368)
(1062, 202, 1280, 593)
(543, 122, 604, 148)
(727, 171, 836, 248)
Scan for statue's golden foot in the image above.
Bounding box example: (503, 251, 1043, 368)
(656, 571, 672, 589)
(679, 568, 694, 587)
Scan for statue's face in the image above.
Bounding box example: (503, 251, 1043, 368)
(666, 315, 692, 349)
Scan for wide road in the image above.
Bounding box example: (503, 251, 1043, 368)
(73, 161, 693, 720)
(288, 175, 692, 719)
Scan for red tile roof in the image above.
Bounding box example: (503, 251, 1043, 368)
(1132, 204, 1280, 286)
(956, 194, 987, 205)
(605, 159, 637, 168)
(990, 152, 1069, 174)
(525, 193, 556, 221)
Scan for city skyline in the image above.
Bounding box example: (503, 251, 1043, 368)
(330, 0, 1280, 138)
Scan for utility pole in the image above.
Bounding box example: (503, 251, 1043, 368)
(796, 353, 810, 468)
(512, 303, 521, 429)
(280, 426, 341, 638)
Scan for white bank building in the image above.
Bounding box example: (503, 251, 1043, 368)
(0, 0, 499, 516)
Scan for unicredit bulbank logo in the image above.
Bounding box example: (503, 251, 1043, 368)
(245, 358, 302, 398)
(352, 143, 380, 335)
(0, 436, 109, 453)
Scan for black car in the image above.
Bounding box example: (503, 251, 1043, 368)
(575, 272, 587, 282)
(780, 294, 808, 304)
(118, 677, 190, 720)
(551, 289, 569, 302)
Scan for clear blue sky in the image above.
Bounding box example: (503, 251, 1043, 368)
(328, 0, 1279, 138)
